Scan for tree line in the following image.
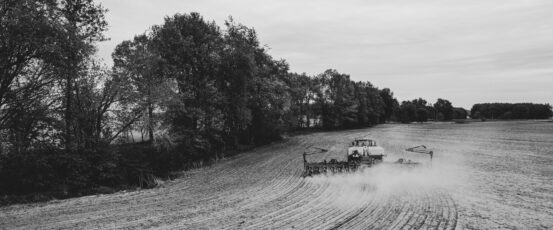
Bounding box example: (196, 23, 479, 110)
(470, 103, 552, 120)
(0, 1, 549, 204)
(0, 3, 402, 202)
(395, 98, 468, 123)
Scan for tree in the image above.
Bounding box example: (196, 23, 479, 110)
(452, 107, 467, 120)
(285, 73, 313, 129)
(398, 101, 417, 123)
(1, 0, 107, 152)
(412, 98, 427, 109)
(113, 34, 166, 143)
(317, 69, 358, 129)
(0, 0, 59, 128)
(51, 0, 107, 150)
(434, 98, 453, 121)
(150, 12, 224, 159)
(71, 61, 127, 149)
(379, 88, 398, 122)
(416, 108, 428, 122)
(412, 98, 429, 122)
(470, 103, 552, 120)
(354, 81, 385, 126)
(512, 104, 529, 119)
(426, 106, 436, 121)
(2, 61, 58, 153)
(246, 49, 291, 144)
(216, 19, 258, 148)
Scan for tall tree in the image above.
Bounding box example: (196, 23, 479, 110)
(452, 107, 467, 119)
(113, 34, 165, 143)
(217, 19, 257, 148)
(354, 81, 385, 126)
(1, 0, 107, 152)
(285, 73, 314, 129)
(0, 0, 58, 126)
(434, 98, 453, 121)
(379, 88, 398, 122)
(53, 0, 107, 150)
(246, 45, 290, 144)
(150, 12, 224, 158)
(2, 61, 58, 153)
(72, 61, 122, 149)
(317, 69, 357, 129)
(398, 101, 417, 123)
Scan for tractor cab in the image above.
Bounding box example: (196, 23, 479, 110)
(347, 138, 384, 166)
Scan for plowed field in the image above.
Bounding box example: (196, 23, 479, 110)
(1, 121, 552, 229)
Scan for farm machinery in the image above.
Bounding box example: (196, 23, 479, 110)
(302, 139, 434, 177)
(395, 145, 434, 166)
(302, 138, 385, 177)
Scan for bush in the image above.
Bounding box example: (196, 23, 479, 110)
(0, 149, 60, 195)
(0, 148, 96, 198)
(0, 147, 123, 201)
(0, 141, 216, 205)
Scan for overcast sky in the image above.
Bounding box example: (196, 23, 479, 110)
(96, 0, 553, 108)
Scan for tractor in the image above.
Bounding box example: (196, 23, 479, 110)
(302, 138, 385, 177)
(302, 139, 434, 177)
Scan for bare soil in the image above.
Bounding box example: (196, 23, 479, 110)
(1, 121, 552, 229)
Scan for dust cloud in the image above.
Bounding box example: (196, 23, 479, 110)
(308, 159, 467, 210)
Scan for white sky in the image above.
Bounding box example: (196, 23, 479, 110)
(96, 0, 553, 109)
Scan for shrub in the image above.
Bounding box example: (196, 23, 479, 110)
(0, 141, 213, 205)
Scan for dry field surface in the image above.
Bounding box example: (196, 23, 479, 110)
(1, 121, 552, 229)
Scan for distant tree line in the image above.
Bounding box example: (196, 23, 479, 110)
(470, 103, 552, 120)
(395, 98, 467, 123)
